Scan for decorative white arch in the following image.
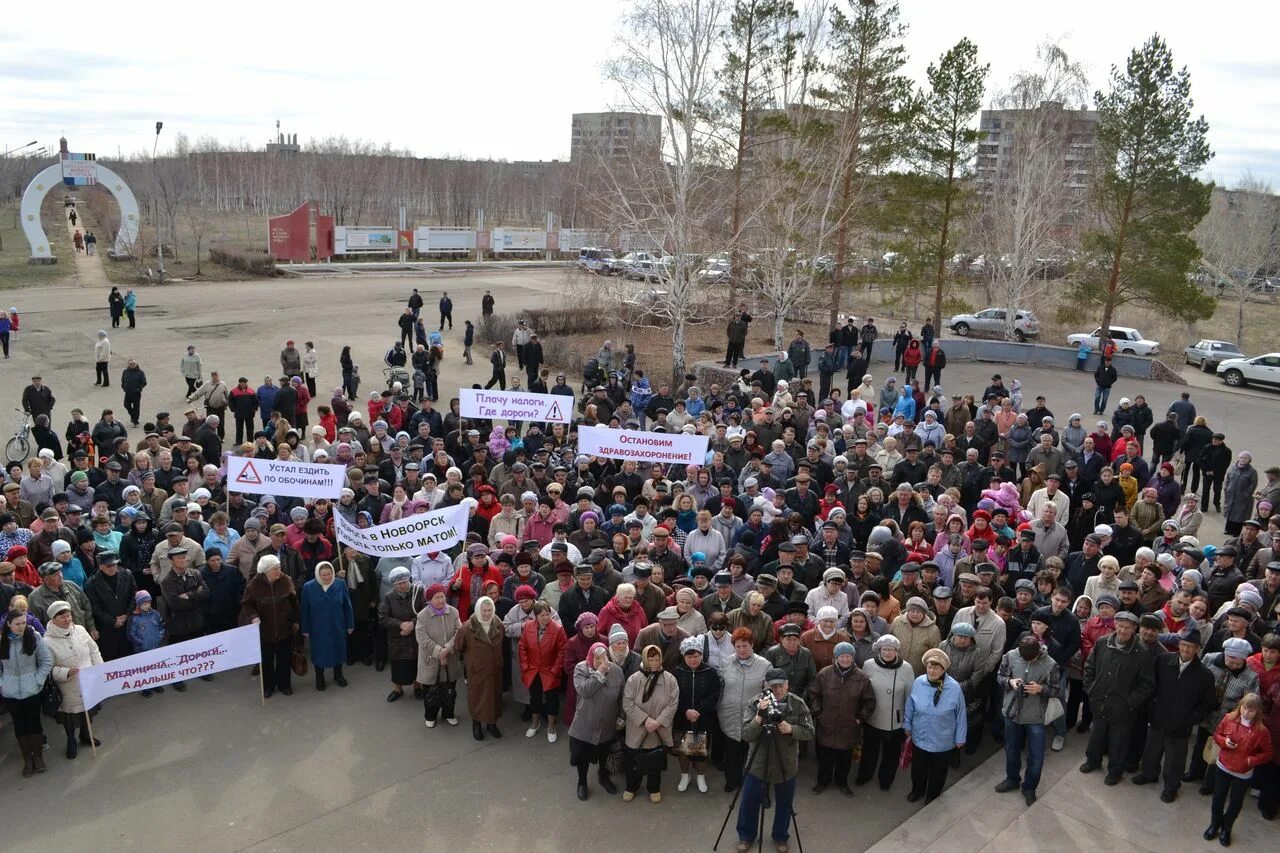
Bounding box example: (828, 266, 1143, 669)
(20, 163, 140, 261)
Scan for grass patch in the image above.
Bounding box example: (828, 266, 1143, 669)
(0, 205, 74, 290)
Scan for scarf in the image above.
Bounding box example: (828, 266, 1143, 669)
(818, 625, 837, 641)
(429, 603, 448, 617)
(928, 676, 945, 706)
(641, 661, 664, 701)
(835, 662, 854, 681)
(610, 646, 629, 665)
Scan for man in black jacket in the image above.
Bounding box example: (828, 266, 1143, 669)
(1148, 412, 1183, 467)
(21, 375, 56, 421)
(524, 334, 544, 386)
(1092, 359, 1117, 415)
(1081, 611, 1156, 784)
(1131, 630, 1216, 801)
(1197, 433, 1231, 513)
(557, 564, 609, 635)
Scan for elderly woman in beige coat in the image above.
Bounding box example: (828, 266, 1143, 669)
(415, 583, 463, 729)
(44, 600, 104, 759)
(622, 644, 679, 803)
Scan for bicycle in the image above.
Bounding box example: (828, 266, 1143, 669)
(6, 409, 32, 464)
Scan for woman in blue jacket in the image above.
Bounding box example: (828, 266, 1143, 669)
(903, 646, 967, 804)
(1, 608, 54, 776)
(301, 561, 355, 691)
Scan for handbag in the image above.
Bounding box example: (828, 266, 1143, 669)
(1202, 737, 1220, 765)
(633, 746, 669, 775)
(1043, 697, 1065, 725)
(898, 737, 913, 769)
(675, 731, 708, 758)
(40, 677, 63, 718)
(291, 635, 309, 677)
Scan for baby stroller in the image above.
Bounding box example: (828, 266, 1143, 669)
(384, 365, 410, 391)
(581, 357, 605, 394)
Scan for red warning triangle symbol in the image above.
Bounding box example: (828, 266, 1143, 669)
(545, 401, 563, 421)
(235, 460, 263, 485)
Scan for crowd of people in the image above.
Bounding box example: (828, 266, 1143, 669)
(2, 296, 1278, 851)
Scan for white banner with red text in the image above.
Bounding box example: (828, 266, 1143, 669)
(333, 501, 469, 557)
(77, 624, 261, 707)
(576, 424, 709, 465)
(459, 387, 572, 423)
(226, 455, 346, 500)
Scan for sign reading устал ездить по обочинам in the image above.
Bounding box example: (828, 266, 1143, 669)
(458, 388, 572, 424)
(226, 456, 346, 500)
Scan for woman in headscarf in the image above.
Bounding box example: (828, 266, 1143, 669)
(809, 640, 876, 795)
(452, 594, 505, 740)
(300, 561, 355, 691)
(519, 600, 568, 742)
(415, 583, 462, 728)
(672, 635, 721, 794)
(622, 644, 679, 802)
(44, 600, 104, 759)
(377, 567, 425, 703)
(903, 647, 968, 804)
(1, 605, 53, 776)
(857, 634, 914, 790)
(597, 583, 648, 648)
(562, 612, 601, 728)
(568, 640, 626, 800)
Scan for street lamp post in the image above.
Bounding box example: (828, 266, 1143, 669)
(0, 140, 38, 158)
(152, 121, 165, 280)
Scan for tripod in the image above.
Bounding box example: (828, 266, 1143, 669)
(713, 725, 804, 853)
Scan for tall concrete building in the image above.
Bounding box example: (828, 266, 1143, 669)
(569, 112, 661, 165)
(976, 101, 1098, 198)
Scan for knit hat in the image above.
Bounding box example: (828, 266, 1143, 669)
(816, 606, 839, 622)
(872, 634, 901, 652)
(424, 583, 447, 600)
(575, 611, 599, 630)
(608, 624, 629, 644)
(387, 566, 410, 584)
(921, 648, 950, 669)
(1238, 587, 1264, 610)
(50, 540, 72, 557)
(949, 622, 976, 639)
(833, 641, 856, 659)
(47, 601, 71, 620)
(1222, 637, 1252, 659)
(680, 636, 703, 655)
(515, 584, 537, 601)
(1030, 607, 1054, 626)
(134, 590, 152, 606)
(1095, 594, 1120, 611)
(905, 596, 929, 613)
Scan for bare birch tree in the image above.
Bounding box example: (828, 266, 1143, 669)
(977, 41, 1090, 340)
(593, 0, 730, 385)
(1193, 176, 1280, 349)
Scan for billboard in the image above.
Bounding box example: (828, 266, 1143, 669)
(336, 227, 396, 254)
(415, 226, 476, 253)
(62, 153, 98, 186)
(491, 227, 546, 253)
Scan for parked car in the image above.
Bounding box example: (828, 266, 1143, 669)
(948, 308, 1040, 341)
(578, 247, 618, 275)
(617, 251, 657, 278)
(1183, 339, 1243, 372)
(1066, 326, 1161, 356)
(1216, 353, 1280, 389)
(697, 258, 730, 284)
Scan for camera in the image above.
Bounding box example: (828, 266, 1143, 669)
(760, 691, 787, 728)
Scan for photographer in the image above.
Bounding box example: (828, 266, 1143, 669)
(734, 668, 814, 853)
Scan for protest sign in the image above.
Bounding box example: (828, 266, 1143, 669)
(333, 502, 468, 557)
(226, 456, 346, 500)
(78, 624, 261, 708)
(576, 425, 709, 465)
(459, 388, 571, 424)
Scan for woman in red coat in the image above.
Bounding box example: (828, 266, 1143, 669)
(519, 600, 567, 743)
(1205, 693, 1273, 845)
(595, 584, 649, 648)
(901, 339, 922, 384)
(449, 546, 502, 619)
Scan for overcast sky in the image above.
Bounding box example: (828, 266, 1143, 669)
(2, 0, 1274, 187)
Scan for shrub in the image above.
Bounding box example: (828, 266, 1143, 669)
(209, 246, 277, 276)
